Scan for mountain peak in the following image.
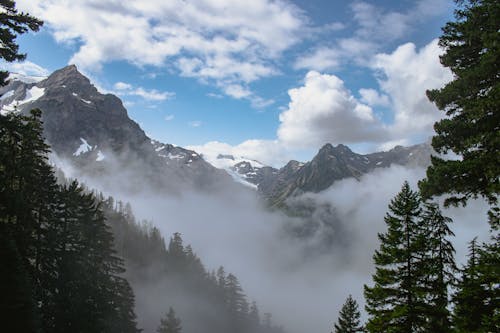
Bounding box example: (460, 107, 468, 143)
(317, 143, 353, 157)
(41, 64, 92, 89)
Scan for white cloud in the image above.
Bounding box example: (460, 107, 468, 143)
(2, 60, 50, 78)
(277, 71, 387, 148)
(358, 88, 390, 107)
(18, 0, 305, 101)
(113, 81, 175, 101)
(293, 47, 341, 71)
(188, 140, 292, 168)
(281, 40, 452, 150)
(294, 0, 450, 70)
(371, 39, 453, 139)
(164, 114, 175, 121)
(114, 82, 133, 90)
(188, 120, 202, 128)
(224, 84, 252, 99)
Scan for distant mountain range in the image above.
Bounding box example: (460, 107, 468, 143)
(0, 65, 432, 205)
(217, 142, 431, 206)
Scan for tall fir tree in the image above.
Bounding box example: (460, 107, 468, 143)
(420, 203, 456, 332)
(364, 181, 426, 333)
(453, 238, 500, 332)
(333, 295, 364, 333)
(419, 0, 500, 227)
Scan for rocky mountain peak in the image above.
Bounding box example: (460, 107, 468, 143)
(316, 143, 353, 159)
(40, 65, 92, 89)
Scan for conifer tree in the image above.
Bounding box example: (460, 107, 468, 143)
(364, 181, 425, 332)
(333, 295, 364, 333)
(419, 202, 456, 332)
(157, 307, 182, 333)
(419, 0, 500, 226)
(453, 238, 500, 332)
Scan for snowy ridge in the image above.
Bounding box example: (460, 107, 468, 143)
(1, 86, 46, 115)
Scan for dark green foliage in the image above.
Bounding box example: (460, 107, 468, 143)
(0, 110, 139, 332)
(364, 182, 424, 332)
(0, 0, 43, 85)
(0, 231, 38, 332)
(418, 203, 456, 332)
(157, 307, 182, 333)
(333, 295, 364, 333)
(453, 238, 500, 332)
(364, 182, 457, 333)
(419, 0, 500, 227)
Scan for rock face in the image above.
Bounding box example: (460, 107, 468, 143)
(0, 65, 231, 192)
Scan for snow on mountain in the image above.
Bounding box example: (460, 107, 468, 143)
(1, 85, 45, 115)
(73, 138, 92, 156)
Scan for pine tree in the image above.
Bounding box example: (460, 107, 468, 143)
(419, 202, 456, 332)
(333, 295, 364, 333)
(157, 307, 182, 333)
(364, 181, 425, 332)
(453, 239, 485, 332)
(0, 0, 43, 85)
(419, 0, 500, 227)
(453, 238, 500, 332)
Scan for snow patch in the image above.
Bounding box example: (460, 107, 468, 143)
(73, 138, 92, 156)
(1, 86, 45, 115)
(96, 150, 106, 161)
(0, 90, 14, 100)
(23, 86, 45, 104)
(72, 92, 78, 97)
(81, 98, 92, 104)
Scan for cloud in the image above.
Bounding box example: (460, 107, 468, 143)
(358, 88, 390, 107)
(2, 60, 50, 78)
(18, 0, 305, 102)
(113, 81, 175, 101)
(371, 40, 453, 139)
(294, 0, 451, 70)
(277, 71, 387, 148)
(293, 47, 341, 71)
(279, 40, 452, 151)
(188, 120, 202, 128)
(164, 114, 175, 121)
(188, 140, 292, 168)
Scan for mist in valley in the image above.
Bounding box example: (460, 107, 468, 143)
(54, 154, 492, 333)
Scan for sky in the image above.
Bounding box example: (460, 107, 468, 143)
(9, 0, 456, 166)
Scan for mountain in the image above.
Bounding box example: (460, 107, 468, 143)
(0, 65, 232, 193)
(217, 143, 431, 207)
(0, 65, 432, 206)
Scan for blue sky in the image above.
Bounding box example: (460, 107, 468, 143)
(9, 0, 455, 166)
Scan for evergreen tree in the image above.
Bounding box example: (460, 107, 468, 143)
(364, 181, 425, 332)
(453, 238, 500, 332)
(419, 0, 500, 227)
(157, 307, 182, 333)
(0, 0, 43, 85)
(453, 239, 485, 332)
(0, 111, 140, 333)
(333, 295, 364, 333)
(419, 203, 456, 332)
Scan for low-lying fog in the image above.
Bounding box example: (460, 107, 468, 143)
(57, 156, 491, 333)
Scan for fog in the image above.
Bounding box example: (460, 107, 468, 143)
(55, 154, 492, 333)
